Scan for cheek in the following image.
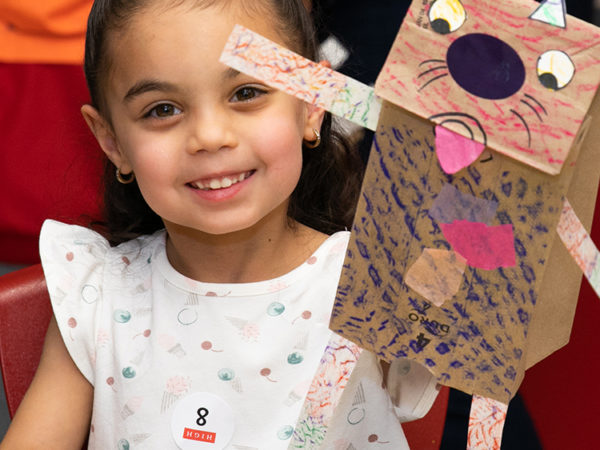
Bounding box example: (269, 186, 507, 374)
(119, 131, 178, 175)
(118, 136, 181, 207)
(259, 119, 304, 175)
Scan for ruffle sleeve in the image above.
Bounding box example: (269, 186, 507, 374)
(39, 219, 110, 385)
(388, 358, 440, 422)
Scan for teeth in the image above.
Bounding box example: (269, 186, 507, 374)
(193, 172, 249, 190)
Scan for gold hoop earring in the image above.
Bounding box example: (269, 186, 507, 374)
(304, 128, 321, 149)
(116, 168, 135, 184)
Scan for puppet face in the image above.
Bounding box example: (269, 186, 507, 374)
(376, 0, 600, 175)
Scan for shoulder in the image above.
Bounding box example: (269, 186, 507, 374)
(301, 230, 350, 287)
(38, 220, 165, 384)
(40, 219, 165, 308)
(39, 219, 164, 276)
(315, 230, 351, 263)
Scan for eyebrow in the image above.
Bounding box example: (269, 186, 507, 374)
(224, 67, 241, 80)
(124, 79, 179, 102)
(123, 69, 242, 102)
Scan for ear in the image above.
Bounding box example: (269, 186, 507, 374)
(303, 60, 328, 141)
(303, 103, 326, 142)
(80, 104, 132, 172)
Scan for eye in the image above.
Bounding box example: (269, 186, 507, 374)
(428, 0, 467, 34)
(230, 86, 266, 103)
(146, 103, 182, 118)
(537, 50, 575, 91)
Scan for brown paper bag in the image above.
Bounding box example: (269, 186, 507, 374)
(330, 0, 600, 404)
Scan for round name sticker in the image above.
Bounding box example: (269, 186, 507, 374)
(170, 392, 235, 449)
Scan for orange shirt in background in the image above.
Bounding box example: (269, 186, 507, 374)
(0, 0, 92, 63)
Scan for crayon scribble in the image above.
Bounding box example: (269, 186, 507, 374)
(221, 25, 382, 130)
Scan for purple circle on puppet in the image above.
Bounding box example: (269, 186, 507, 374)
(446, 33, 525, 100)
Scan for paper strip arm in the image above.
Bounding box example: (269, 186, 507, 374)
(556, 198, 600, 299)
(291, 333, 362, 446)
(220, 24, 382, 131)
(467, 395, 508, 450)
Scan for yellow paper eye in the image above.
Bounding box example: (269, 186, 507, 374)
(537, 50, 575, 90)
(428, 0, 467, 34)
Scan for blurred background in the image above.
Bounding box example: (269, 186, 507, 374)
(1, 0, 600, 445)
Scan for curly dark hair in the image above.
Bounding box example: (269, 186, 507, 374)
(84, 0, 364, 244)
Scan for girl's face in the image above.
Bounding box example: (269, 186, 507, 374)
(86, 2, 323, 237)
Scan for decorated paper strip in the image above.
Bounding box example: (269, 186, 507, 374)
(467, 395, 508, 450)
(220, 24, 382, 130)
(291, 333, 362, 448)
(557, 198, 600, 298)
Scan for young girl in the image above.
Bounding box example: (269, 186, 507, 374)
(1, 0, 438, 448)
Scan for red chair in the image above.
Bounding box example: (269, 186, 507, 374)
(0, 264, 52, 418)
(0, 263, 449, 446)
(403, 385, 450, 449)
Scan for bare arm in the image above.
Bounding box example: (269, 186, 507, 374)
(1, 316, 93, 449)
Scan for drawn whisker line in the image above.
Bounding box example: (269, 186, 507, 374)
(419, 58, 446, 67)
(510, 109, 531, 148)
(418, 73, 449, 92)
(418, 65, 449, 79)
(524, 93, 548, 116)
(520, 99, 543, 123)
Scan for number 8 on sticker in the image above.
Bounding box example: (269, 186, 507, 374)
(196, 407, 209, 426)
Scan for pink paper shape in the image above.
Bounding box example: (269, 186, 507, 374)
(405, 249, 467, 307)
(440, 221, 516, 270)
(435, 125, 486, 174)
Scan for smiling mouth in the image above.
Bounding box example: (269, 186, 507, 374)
(190, 171, 254, 190)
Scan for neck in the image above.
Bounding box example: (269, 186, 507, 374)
(164, 214, 327, 284)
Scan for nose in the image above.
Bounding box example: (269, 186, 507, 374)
(446, 33, 525, 100)
(187, 107, 236, 154)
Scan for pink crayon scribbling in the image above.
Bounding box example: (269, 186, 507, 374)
(221, 24, 382, 130)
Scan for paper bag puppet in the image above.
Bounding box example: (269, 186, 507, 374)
(330, 0, 600, 429)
